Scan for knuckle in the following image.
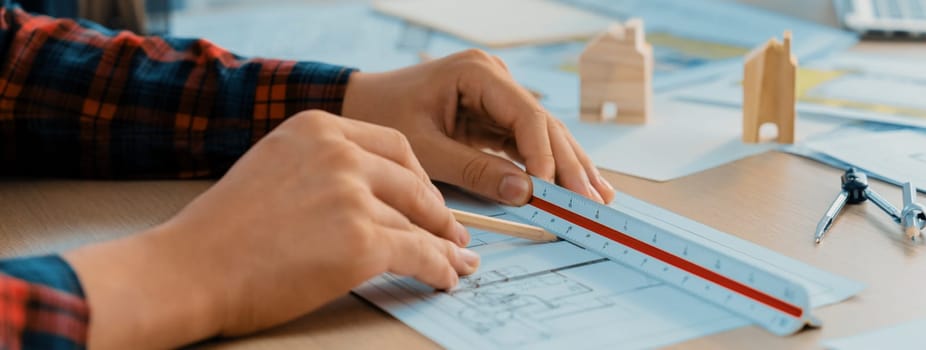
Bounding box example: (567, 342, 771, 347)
(345, 220, 376, 254)
(438, 241, 459, 285)
(458, 48, 493, 63)
(439, 239, 456, 259)
(461, 156, 491, 189)
(449, 49, 496, 74)
(388, 128, 414, 155)
(493, 55, 509, 70)
(329, 195, 377, 251)
(287, 109, 334, 131)
(415, 236, 434, 268)
(550, 115, 566, 129)
(324, 178, 366, 212)
(325, 142, 364, 171)
(256, 129, 292, 152)
(335, 180, 369, 208)
(409, 180, 433, 215)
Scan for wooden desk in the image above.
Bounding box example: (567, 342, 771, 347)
(2, 151, 924, 349)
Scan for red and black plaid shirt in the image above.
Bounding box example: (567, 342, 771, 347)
(0, 4, 355, 349)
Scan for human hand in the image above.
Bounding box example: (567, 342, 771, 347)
(342, 49, 615, 206)
(64, 111, 479, 348)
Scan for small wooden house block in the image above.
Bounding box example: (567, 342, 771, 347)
(742, 31, 797, 144)
(579, 19, 653, 124)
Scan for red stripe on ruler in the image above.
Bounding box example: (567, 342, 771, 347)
(529, 196, 803, 318)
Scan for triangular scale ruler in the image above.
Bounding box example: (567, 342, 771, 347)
(502, 177, 821, 336)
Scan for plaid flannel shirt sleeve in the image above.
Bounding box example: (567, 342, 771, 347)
(0, 5, 356, 178)
(0, 255, 88, 350)
(0, 4, 360, 349)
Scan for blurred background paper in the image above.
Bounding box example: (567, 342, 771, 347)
(170, 0, 862, 183)
(560, 98, 849, 181)
(824, 318, 926, 350)
(677, 53, 926, 128)
(372, 0, 615, 48)
(800, 127, 926, 191)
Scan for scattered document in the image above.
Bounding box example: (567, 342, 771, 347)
(373, 0, 614, 48)
(172, 1, 855, 92)
(677, 53, 926, 128)
(172, 3, 421, 72)
(797, 126, 926, 192)
(823, 318, 926, 350)
(442, 0, 858, 91)
(353, 188, 864, 349)
(553, 97, 848, 181)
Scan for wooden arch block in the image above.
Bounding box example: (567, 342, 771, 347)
(742, 31, 797, 144)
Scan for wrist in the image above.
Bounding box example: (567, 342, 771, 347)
(342, 70, 370, 119)
(63, 223, 225, 348)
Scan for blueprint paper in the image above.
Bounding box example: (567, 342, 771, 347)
(353, 188, 864, 349)
(823, 318, 926, 350)
(676, 53, 926, 128)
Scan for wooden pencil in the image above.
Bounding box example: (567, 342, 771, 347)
(451, 208, 558, 242)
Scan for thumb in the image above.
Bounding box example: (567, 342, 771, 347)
(417, 136, 532, 206)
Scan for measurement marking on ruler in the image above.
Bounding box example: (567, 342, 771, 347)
(528, 196, 804, 319)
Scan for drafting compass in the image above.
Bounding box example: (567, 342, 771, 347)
(815, 168, 901, 244)
(815, 168, 926, 244)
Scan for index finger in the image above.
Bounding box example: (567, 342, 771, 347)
(454, 57, 555, 182)
(331, 116, 433, 185)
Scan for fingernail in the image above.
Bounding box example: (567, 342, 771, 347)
(498, 175, 530, 205)
(456, 222, 471, 247)
(459, 248, 481, 270)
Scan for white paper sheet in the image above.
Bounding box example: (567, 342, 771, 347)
(553, 97, 849, 182)
(823, 318, 926, 350)
(353, 188, 864, 350)
(800, 127, 926, 191)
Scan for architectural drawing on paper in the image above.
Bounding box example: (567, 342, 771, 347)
(443, 264, 658, 347)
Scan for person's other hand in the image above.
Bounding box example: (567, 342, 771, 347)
(64, 111, 478, 349)
(343, 49, 615, 206)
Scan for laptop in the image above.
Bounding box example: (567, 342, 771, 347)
(835, 0, 926, 37)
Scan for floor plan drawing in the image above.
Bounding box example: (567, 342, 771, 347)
(362, 258, 744, 350)
(353, 187, 863, 349)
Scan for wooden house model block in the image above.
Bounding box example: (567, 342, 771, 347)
(742, 31, 797, 144)
(579, 19, 653, 124)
